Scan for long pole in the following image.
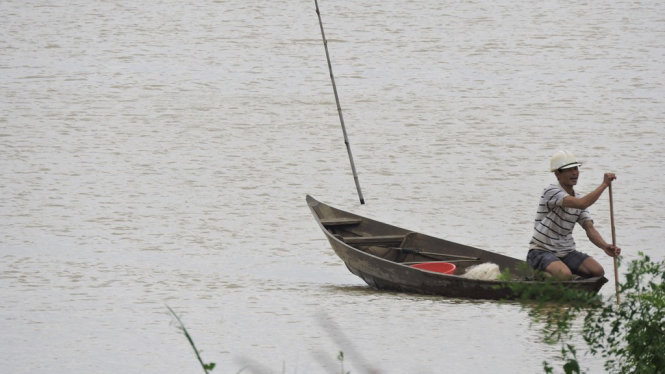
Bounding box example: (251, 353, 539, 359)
(609, 184, 620, 304)
(314, 0, 365, 205)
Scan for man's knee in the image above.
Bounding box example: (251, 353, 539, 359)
(545, 261, 573, 280)
(579, 257, 605, 277)
(591, 265, 605, 277)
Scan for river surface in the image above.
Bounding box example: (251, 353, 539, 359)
(1, 0, 664, 373)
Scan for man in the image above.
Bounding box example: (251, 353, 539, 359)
(527, 150, 621, 279)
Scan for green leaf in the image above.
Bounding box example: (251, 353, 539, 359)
(563, 360, 580, 374)
(203, 362, 216, 371)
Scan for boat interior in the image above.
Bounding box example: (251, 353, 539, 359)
(318, 216, 499, 276)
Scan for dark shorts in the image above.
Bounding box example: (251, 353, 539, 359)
(527, 249, 590, 274)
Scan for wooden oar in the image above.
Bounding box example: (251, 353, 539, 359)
(609, 183, 620, 304)
(391, 247, 480, 260)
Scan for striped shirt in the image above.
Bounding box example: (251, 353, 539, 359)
(529, 184, 592, 257)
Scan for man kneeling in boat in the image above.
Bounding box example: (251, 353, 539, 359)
(527, 151, 621, 280)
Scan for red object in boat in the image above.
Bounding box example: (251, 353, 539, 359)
(410, 262, 456, 274)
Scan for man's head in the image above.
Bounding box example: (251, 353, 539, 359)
(551, 150, 582, 186)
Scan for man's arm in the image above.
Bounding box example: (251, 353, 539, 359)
(582, 220, 621, 257)
(563, 173, 616, 210)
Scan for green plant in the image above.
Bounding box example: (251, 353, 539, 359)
(543, 344, 581, 374)
(582, 253, 665, 373)
(518, 252, 665, 373)
(167, 305, 216, 373)
(166, 307, 360, 373)
(337, 351, 350, 374)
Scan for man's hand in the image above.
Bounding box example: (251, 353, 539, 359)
(604, 244, 621, 257)
(603, 172, 617, 187)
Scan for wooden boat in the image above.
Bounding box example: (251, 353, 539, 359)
(307, 195, 608, 300)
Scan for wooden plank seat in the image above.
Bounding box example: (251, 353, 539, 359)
(320, 217, 362, 227)
(341, 235, 405, 245)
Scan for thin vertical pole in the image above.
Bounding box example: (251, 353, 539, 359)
(609, 184, 620, 304)
(314, 0, 365, 204)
